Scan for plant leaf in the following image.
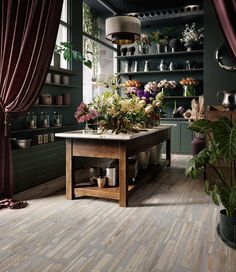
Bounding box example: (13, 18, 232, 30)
(188, 119, 212, 134)
(210, 184, 219, 206)
(204, 180, 210, 195)
(185, 148, 210, 178)
(218, 185, 236, 216)
(212, 118, 236, 160)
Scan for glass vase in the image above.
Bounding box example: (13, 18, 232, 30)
(83, 122, 92, 134)
(183, 85, 195, 96)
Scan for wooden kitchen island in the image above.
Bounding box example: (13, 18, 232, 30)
(55, 125, 171, 207)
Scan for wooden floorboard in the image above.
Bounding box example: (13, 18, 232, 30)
(1, 155, 235, 272)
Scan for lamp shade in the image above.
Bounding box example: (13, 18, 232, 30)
(105, 16, 141, 45)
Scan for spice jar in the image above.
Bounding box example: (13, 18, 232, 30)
(53, 112, 62, 127)
(39, 112, 50, 128)
(26, 112, 37, 129)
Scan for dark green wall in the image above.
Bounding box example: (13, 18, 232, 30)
(204, 0, 236, 107)
(12, 0, 83, 194)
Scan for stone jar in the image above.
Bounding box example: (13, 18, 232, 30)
(40, 94, 52, 105)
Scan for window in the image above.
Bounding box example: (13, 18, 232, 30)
(54, 0, 71, 69)
(82, 2, 117, 102)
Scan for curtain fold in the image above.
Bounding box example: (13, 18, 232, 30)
(0, 0, 63, 196)
(212, 0, 236, 61)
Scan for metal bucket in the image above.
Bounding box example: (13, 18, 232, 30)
(149, 143, 163, 164)
(137, 150, 150, 169)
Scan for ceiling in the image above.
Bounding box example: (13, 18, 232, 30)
(100, 0, 203, 14)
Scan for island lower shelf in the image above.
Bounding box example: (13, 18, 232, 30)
(73, 163, 166, 200)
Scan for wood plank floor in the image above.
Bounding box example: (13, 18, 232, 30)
(1, 155, 235, 272)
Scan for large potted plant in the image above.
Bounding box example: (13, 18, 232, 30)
(186, 117, 236, 247)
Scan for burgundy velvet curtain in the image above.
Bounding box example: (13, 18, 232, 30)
(0, 0, 63, 196)
(212, 0, 236, 61)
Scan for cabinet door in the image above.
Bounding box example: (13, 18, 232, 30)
(180, 122, 193, 154)
(161, 121, 180, 153)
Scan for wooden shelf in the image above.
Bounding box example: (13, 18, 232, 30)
(164, 96, 199, 99)
(161, 118, 186, 121)
(119, 68, 203, 76)
(33, 104, 70, 108)
(117, 50, 204, 61)
(49, 66, 76, 76)
(11, 124, 75, 134)
(139, 10, 203, 26)
(73, 164, 164, 201)
(44, 82, 78, 88)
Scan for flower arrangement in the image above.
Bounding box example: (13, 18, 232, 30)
(183, 95, 204, 124)
(144, 81, 159, 93)
(136, 33, 151, 46)
(136, 34, 151, 54)
(150, 27, 172, 45)
(74, 102, 98, 123)
(158, 79, 176, 89)
(179, 77, 199, 86)
(157, 79, 176, 96)
(180, 77, 199, 96)
(76, 89, 165, 134)
(180, 23, 204, 50)
(124, 80, 142, 96)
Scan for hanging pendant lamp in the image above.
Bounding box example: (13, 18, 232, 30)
(105, 15, 141, 45)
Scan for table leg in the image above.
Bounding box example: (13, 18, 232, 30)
(166, 138, 171, 167)
(119, 145, 128, 207)
(66, 139, 75, 199)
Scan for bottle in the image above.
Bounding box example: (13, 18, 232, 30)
(133, 61, 138, 72)
(169, 62, 174, 71)
(144, 60, 151, 72)
(159, 60, 167, 71)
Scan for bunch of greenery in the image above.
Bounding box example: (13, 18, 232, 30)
(149, 27, 172, 45)
(54, 42, 93, 69)
(186, 117, 236, 216)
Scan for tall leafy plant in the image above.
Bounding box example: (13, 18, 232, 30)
(186, 117, 236, 216)
(54, 42, 93, 69)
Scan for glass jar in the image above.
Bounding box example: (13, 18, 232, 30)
(40, 112, 50, 128)
(26, 112, 37, 129)
(53, 112, 62, 127)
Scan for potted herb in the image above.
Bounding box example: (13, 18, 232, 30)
(186, 117, 236, 247)
(54, 42, 93, 69)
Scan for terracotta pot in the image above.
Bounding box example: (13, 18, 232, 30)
(97, 177, 106, 188)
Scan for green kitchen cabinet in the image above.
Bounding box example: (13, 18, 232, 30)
(161, 120, 193, 154)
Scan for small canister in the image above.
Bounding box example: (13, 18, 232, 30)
(56, 95, 63, 105)
(53, 112, 62, 127)
(26, 112, 37, 129)
(106, 167, 116, 186)
(40, 112, 50, 128)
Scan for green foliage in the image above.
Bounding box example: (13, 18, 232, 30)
(54, 42, 93, 69)
(186, 117, 236, 216)
(150, 27, 173, 45)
